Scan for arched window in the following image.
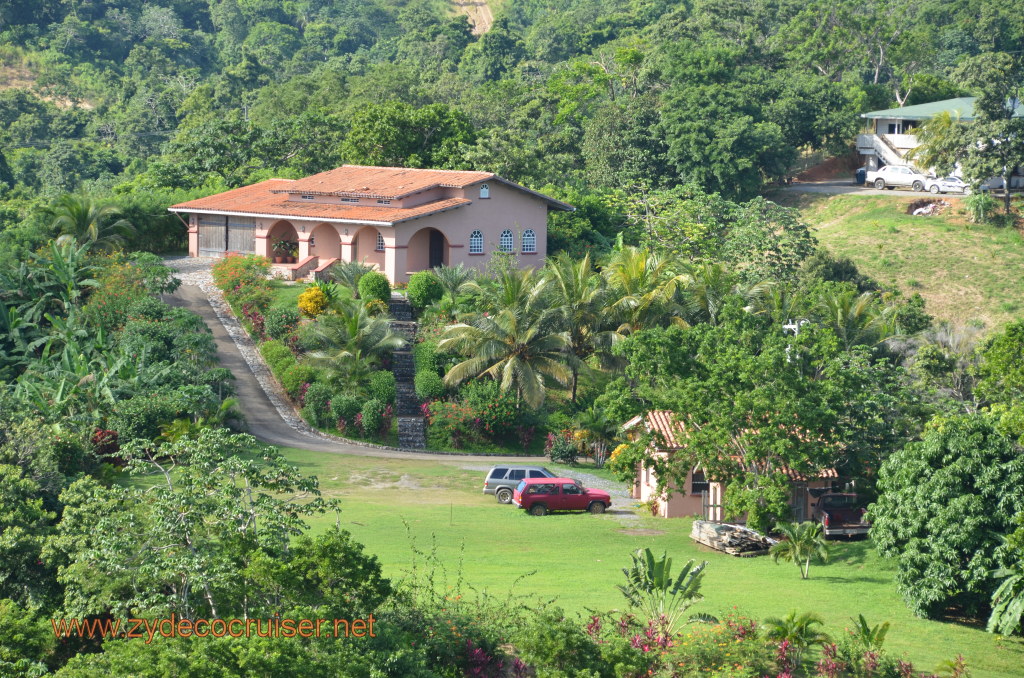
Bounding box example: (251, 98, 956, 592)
(522, 229, 537, 254)
(499, 229, 514, 253)
(690, 469, 709, 494)
(479, 183, 490, 199)
(469, 230, 484, 254)
(376, 232, 385, 251)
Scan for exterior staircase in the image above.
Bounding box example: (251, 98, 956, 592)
(388, 295, 426, 449)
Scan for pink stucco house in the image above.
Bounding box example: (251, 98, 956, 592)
(168, 165, 574, 283)
(622, 411, 838, 522)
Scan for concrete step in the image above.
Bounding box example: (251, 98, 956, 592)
(398, 416, 427, 449)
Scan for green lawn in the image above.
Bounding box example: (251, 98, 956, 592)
(786, 193, 1024, 330)
(277, 446, 1024, 678)
(268, 279, 311, 310)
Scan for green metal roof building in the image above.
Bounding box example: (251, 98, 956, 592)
(861, 97, 1023, 121)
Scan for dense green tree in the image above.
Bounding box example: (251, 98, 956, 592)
(340, 101, 475, 169)
(870, 414, 1024, 618)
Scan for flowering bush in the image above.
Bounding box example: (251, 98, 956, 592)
(462, 380, 518, 439)
(298, 286, 329, 318)
(331, 395, 362, 428)
(427, 400, 477, 449)
(360, 399, 386, 438)
(211, 254, 270, 293)
(545, 431, 579, 465)
(280, 363, 317, 399)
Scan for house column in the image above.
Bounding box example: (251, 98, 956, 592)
(298, 234, 312, 260)
(340, 233, 356, 262)
(254, 234, 271, 259)
(187, 214, 198, 257)
(384, 242, 408, 285)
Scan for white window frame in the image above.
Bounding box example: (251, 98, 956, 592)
(376, 232, 385, 252)
(469, 230, 483, 254)
(522, 229, 537, 254)
(341, 197, 360, 203)
(499, 229, 514, 253)
(479, 183, 490, 199)
(377, 199, 392, 205)
(301, 195, 315, 201)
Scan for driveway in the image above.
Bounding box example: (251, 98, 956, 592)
(781, 180, 916, 196)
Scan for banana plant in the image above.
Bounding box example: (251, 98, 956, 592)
(616, 548, 709, 636)
(851, 614, 890, 650)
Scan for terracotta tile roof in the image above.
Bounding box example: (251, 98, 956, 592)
(168, 179, 471, 225)
(622, 410, 838, 481)
(274, 165, 496, 199)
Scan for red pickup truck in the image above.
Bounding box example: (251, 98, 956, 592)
(812, 493, 870, 538)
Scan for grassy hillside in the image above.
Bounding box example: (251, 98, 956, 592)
(787, 193, 1024, 330)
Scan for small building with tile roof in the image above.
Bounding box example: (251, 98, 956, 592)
(621, 411, 839, 521)
(168, 165, 574, 282)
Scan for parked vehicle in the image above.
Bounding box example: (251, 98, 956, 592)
(925, 176, 970, 194)
(865, 165, 931, 191)
(811, 493, 870, 538)
(484, 465, 555, 503)
(512, 477, 611, 516)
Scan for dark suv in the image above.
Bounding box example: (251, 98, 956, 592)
(483, 465, 555, 503)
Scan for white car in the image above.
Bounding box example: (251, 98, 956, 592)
(865, 165, 931, 191)
(925, 176, 970, 194)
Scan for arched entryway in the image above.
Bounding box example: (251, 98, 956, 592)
(310, 223, 341, 259)
(267, 220, 298, 260)
(406, 227, 448, 272)
(352, 226, 385, 269)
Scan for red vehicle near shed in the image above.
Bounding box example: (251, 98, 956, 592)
(512, 478, 611, 516)
(812, 493, 870, 538)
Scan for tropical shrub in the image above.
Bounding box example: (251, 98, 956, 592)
(413, 340, 439, 374)
(81, 260, 152, 331)
(660, 613, 775, 676)
(462, 380, 518, 438)
(264, 307, 300, 340)
(360, 399, 385, 438)
(369, 371, 396, 405)
(211, 254, 270, 292)
(298, 286, 329, 318)
(330, 394, 363, 427)
(414, 370, 445, 400)
(358, 271, 390, 307)
(302, 383, 333, 427)
(965, 191, 998, 224)
(546, 431, 579, 465)
(108, 393, 183, 442)
(259, 340, 296, 374)
(427, 400, 477, 449)
(280, 363, 318, 399)
(407, 270, 443, 310)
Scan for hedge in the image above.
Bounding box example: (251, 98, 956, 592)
(358, 271, 391, 307)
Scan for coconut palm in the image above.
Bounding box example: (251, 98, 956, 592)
(439, 307, 570, 409)
(682, 262, 774, 325)
(432, 262, 475, 307)
(470, 267, 548, 316)
(302, 298, 405, 387)
(769, 521, 831, 579)
(48, 195, 135, 251)
(761, 610, 831, 668)
(815, 287, 893, 350)
(602, 246, 688, 334)
(544, 252, 619, 401)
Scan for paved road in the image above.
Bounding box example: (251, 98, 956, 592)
(165, 284, 534, 463)
(781, 180, 918, 196)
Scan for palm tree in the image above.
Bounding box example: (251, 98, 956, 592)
(762, 610, 831, 668)
(602, 246, 689, 334)
(815, 287, 892, 350)
(769, 521, 831, 579)
(438, 307, 570, 409)
(544, 252, 618, 402)
(575, 403, 619, 468)
(470, 267, 547, 316)
(432, 263, 475, 307)
(48, 195, 135, 251)
(682, 262, 774, 325)
(302, 298, 405, 388)
(329, 260, 374, 296)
